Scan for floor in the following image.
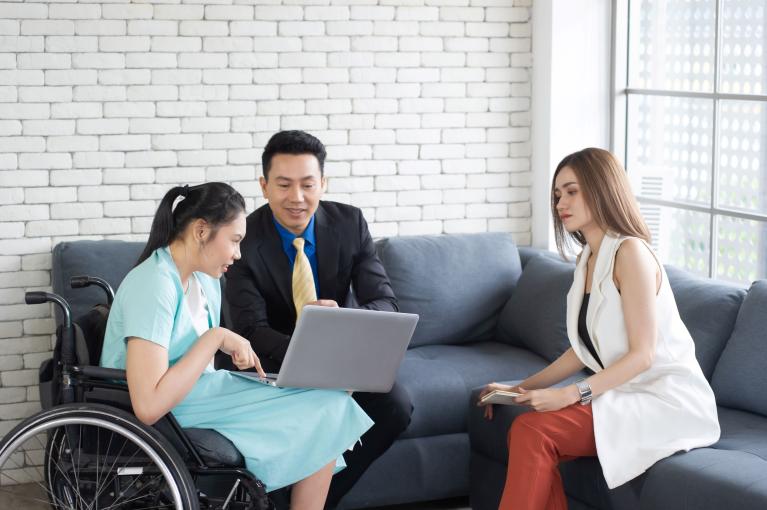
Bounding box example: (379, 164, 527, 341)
(369, 497, 471, 510)
(0, 483, 470, 510)
(0, 483, 49, 510)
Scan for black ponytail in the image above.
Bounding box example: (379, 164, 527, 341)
(136, 182, 246, 266)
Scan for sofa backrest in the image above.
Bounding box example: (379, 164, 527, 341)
(518, 246, 567, 268)
(711, 280, 767, 416)
(56, 234, 524, 352)
(376, 232, 522, 348)
(51, 238, 750, 385)
(496, 253, 574, 362)
(52, 240, 144, 320)
(499, 248, 747, 377)
(664, 266, 746, 380)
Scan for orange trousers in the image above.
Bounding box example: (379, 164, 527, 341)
(499, 404, 597, 510)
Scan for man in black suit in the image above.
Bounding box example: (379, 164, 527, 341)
(224, 130, 413, 508)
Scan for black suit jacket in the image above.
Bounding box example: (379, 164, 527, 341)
(224, 201, 398, 372)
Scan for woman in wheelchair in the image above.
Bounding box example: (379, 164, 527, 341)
(99, 182, 373, 510)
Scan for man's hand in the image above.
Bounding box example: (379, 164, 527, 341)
(306, 299, 339, 308)
(221, 329, 266, 377)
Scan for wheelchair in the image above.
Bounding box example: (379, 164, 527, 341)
(0, 275, 274, 510)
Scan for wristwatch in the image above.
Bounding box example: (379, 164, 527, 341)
(575, 379, 592, 405)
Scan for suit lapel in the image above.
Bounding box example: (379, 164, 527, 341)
(314, 204, 339, 300)
(254, 208, 293, 309)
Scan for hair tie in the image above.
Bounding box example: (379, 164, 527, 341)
(171, 185, 190, 213)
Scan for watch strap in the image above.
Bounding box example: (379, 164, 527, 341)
(575, 379, 592, 405)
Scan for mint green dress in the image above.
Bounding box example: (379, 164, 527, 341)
(101, 247, 373, 492)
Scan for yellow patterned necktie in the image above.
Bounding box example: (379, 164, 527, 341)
(292, 237, 317, 319)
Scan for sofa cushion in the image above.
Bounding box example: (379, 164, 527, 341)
(560, 457, 643, 510)
(496, 255, 574, 362)
(53, 240, 144, 319)
(398, 341, 548, 439)
(714, 406, 767, 460)
(466, 373, 585, 464)
(341, 435, 470, 509)
(640, 448, 767, 510)
(665, 265, 746, 380)
(377, 233, 522, 348)
(711, 280, 767, 416)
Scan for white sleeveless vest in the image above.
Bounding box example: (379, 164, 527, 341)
(566, 233, 720, 488)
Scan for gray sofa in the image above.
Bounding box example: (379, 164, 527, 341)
(50, 232, 767, 510)
(468, 246, 767, 510)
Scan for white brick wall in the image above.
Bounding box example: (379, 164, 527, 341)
(0, 0, 532, 426)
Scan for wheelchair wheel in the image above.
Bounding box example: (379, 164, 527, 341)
(0, 403, 198, 509)
(234, 478, 273, 510)
(197, 475, 274, 510)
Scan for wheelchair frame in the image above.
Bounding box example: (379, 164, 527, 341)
(0, 276, 272, 510)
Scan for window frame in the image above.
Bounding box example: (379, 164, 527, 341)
(611, 0, 767, 280)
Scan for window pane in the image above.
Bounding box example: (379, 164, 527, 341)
(717, 100, 767, 214)
(628, 0, 716, 92)
(642, 204, 711, 277)
(720, 0, 766, 95)
(627, 95, 714, 205)
(716, 215, 767, 283)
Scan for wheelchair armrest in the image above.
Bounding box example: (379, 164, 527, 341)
(76, 365, 127, 381)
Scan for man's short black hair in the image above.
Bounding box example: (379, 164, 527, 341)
(261, 130, 326, 180)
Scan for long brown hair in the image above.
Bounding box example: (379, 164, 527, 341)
(551, 148, 651, 258)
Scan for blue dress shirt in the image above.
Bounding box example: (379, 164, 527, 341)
(272, 215, 320, 295)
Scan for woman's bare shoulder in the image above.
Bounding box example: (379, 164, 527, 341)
(614, 237, 659, 288)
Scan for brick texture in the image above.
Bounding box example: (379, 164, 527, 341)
(0, 0, 532, 425)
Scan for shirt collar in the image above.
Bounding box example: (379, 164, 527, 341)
(272, 214, 316, 248)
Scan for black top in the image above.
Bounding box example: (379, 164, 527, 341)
(578, 294, 604, 369)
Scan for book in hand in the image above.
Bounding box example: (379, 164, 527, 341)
(480, 389, 524, 405)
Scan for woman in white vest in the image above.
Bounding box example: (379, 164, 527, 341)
(479, 148, 720, 510)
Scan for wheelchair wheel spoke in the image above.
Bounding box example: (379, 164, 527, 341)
(1, 406, 191, 510)
(63, 424, 93, 510)
(55, 429, 92, 510)
(27, 433, 56, 495)
(0, 485, 67, 507)
(94, 426, 100, 510)
(0, 465, 52, 502)
(40, 425, 98, 510)
(34, 427, 84, 509)
(108, 503, 176, 510)
(95, 444, 159, 507)
(89, 433, 135, 504)
(102, 470, 153, 509)
(94, 426, 116, 508)
(76, 424, 84, 506)
(66, 425, 84, 509)
(0, 431, 80, 510)
(100, 472, 168, 510)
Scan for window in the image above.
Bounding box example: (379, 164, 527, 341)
(614, 0, 767, 284)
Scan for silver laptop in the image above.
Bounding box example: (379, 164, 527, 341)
(234, 305, 419, 392)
